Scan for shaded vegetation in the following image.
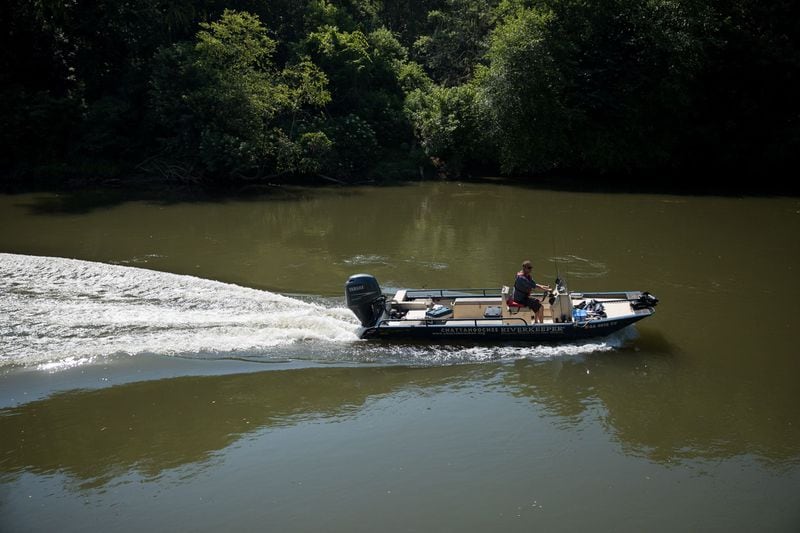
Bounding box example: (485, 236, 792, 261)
(1, 0, 798, 190)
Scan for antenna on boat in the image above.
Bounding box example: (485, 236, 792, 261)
(552, 238, 561, 284)
(552, 238, 566, 295)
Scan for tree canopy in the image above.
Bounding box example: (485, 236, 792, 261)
(1, 0, 797, 189)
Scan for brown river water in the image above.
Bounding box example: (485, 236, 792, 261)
(0, 181, 798, 531)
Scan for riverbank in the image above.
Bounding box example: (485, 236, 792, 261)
(3, 169, 800, 201)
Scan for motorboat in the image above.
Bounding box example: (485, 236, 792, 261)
(345, 274, 658, 341)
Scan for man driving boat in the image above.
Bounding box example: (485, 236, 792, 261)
(513, 260, 551, 323)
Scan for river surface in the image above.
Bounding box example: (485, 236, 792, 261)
(0, 181, 798, 531)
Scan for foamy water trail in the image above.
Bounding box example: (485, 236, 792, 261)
(1, 254, 632, 370)
(0, 253, 360, 368)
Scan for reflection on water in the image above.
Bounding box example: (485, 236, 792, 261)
(506, 354, 800, 467)
(2, 360, 797, 489)
(0, 366, 484, 486)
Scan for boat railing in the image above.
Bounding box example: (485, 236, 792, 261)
(404, 288, 501, 299)
(376, 316, 530, 328)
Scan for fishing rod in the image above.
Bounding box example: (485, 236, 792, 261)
(543, 238, 563, 305)
(552, 238, 562, 289)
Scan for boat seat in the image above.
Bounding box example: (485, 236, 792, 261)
(390, 289, 432, 310)
(392, 299, 431, 311)
(502, 285, 530, 314)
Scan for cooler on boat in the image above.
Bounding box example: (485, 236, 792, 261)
(572, 308, 588, 322)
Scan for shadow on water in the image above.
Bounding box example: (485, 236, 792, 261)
(505, 354, 800, 468)
(9, 174, 799, 217)
(0, 365, 481, 488)
(625, 327, 677, 355)
(1, 357, 797, 488)
(5, 175, 431, 216)
(12, 184, 372, 216)
(467, 175, 800, 198)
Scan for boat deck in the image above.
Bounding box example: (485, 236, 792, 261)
(385, 289, 639, 327)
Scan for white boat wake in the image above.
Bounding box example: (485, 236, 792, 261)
(0, 254, 632, 370)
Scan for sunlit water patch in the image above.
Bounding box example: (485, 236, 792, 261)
(340, 255, 448, 271)
(341, 254, 390, 266)
(551, 254, 609, 279)
(1, 254, 631, 370)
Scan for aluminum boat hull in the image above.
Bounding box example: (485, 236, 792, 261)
(358, 310, 653, 341)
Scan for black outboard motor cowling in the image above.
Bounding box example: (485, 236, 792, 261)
(345, 274, 385, 327)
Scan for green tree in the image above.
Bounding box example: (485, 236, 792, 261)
(413, 0, 498, 86)
(149, 10, 331, 181)
(405, 82, 491, 175)
(0, 0, 201, 179)
(377, 0, 445, 48)
(480, 0, 706, 175)
(303, 24, 423, 178)
(480, 6, 569, 173)
(684, 0, 800, 176)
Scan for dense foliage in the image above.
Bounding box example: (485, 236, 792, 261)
(1, 0, 798, 187)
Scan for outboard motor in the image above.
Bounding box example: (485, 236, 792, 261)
(345, 274, 386, 327)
